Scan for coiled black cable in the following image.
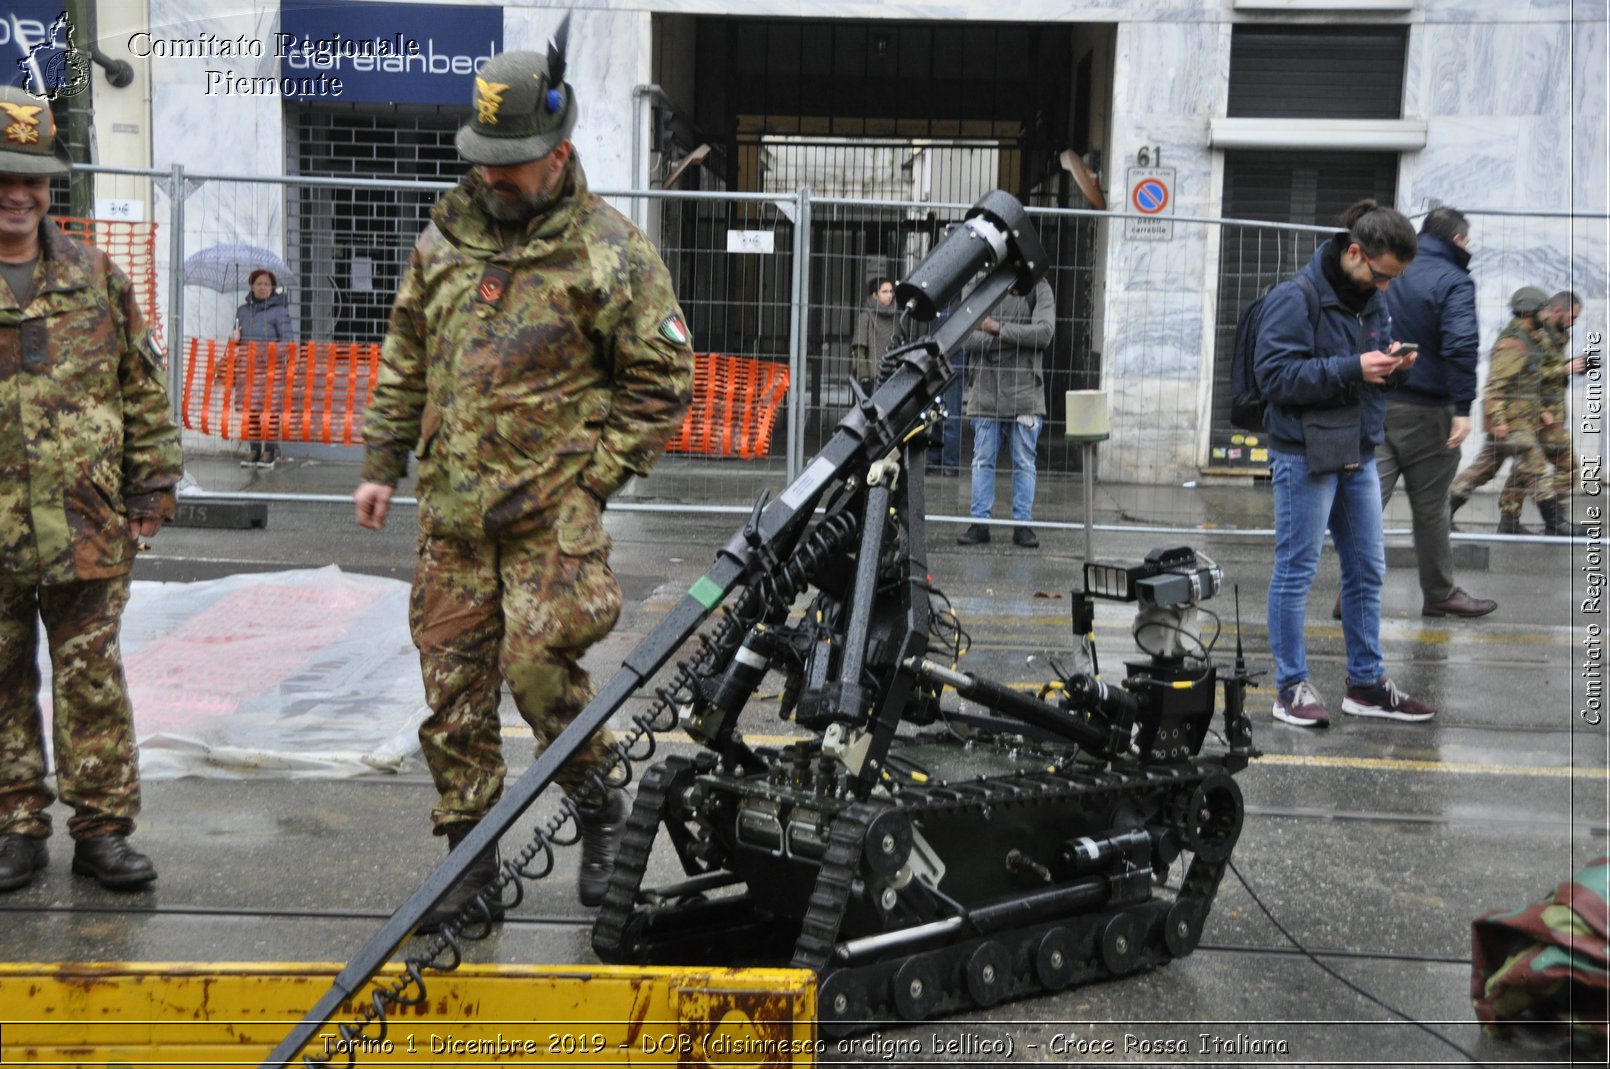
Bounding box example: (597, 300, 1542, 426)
(298, 508, 865, 1066)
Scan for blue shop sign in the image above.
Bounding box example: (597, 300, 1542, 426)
(279, 1, 502, 106)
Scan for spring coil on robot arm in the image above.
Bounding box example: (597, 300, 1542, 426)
(298, 506, 864, 1066)
(758, 509, 860, 609)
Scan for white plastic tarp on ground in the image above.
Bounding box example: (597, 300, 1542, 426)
(39, 567, 428, 779)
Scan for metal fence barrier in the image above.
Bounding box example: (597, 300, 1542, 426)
(78, 164, 1604, 536)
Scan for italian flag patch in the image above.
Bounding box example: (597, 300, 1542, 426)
(658, 314, 691, 346)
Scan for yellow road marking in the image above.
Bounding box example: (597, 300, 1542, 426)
(1254, 752, 1587, 778)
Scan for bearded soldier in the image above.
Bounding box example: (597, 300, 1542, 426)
(354, 27, 695, 928)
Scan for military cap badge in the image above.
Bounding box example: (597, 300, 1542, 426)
(475, 77, 509, 126)
(1, 99, 45, 146)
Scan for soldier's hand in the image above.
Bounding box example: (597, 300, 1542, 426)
(1360, 350, 1399, 384)
(1570, 357, 1587, 375)
(128, 516, 163, 539)
(355, 482, 394, 530)
(1540, 411, 1557, 427)
(1492, 423, 1509, 441)
(1448, 416, 1471, 449)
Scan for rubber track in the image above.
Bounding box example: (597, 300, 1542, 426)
(591, 757, 690, 960)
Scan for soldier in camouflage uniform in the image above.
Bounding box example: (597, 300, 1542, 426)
(1448, 287, 1564, 535)
(354, 37, 694, 927)
(0, 87, 181, 893)
(1499, 291, 1586, 536)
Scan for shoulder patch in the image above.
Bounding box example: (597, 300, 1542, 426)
(658, 314, 691, 347)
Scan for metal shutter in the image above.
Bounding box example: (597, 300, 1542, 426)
(1228, 26, 1408, 120)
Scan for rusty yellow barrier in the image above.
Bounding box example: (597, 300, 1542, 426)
(0, 962, 817, 1066)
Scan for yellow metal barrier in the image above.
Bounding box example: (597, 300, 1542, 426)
(0, 962, 818, 1066)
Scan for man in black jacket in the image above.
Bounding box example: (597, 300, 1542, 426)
(1377, 207, 1497, 618)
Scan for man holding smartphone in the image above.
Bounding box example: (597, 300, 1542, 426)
(1377, 206, 1498, 618)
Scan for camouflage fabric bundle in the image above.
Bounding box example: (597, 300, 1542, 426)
(1471, 852, 1609, 1053)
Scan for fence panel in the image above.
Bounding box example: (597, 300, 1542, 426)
(86, 162, 1606, 534)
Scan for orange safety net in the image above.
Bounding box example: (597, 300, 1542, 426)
(666, 354, 791, 459)
(57, 216, 164, 354)
(181, 339, 381, 446)
(182, 342, 788, 457)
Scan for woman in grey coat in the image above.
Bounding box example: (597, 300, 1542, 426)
(956, 277, 1055, 548)
(850, 278, 899, 386)
(229, 268, 294, 468)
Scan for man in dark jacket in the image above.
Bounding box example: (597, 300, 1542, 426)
(1254, 199, 1436, 729)
(1377, 207, 1496, 617)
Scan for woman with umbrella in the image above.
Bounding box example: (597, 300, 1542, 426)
(229, 268, 293, 468)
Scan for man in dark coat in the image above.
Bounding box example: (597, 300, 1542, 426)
(1377, 206, 1496, 617)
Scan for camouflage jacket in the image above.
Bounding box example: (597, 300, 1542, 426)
(362, 158, 695, 538)
(1481, 317, 1545, 432)
(0, 220, 180, 585)
(1537, 323, 1570, 417)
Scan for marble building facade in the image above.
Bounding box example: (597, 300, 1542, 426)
(95, 0, 1606, 482)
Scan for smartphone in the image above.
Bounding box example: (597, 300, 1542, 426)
(1392, 342, 1420, 357)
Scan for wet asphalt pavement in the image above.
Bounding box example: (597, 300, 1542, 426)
(1, 451, 1604, 1067)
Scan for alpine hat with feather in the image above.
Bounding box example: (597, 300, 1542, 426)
(456, 16, 576, 166)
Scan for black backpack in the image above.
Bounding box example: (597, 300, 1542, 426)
(1229, 274, 1320, 432)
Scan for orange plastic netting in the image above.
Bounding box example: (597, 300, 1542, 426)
(181, 339, 381, 446)
(665, 353, 791, 459)
(58, 216, 164, 353)
(182, 343, 790, 458)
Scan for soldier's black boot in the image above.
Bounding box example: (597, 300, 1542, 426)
(1539, 498, 1589, 538)
(1447, 493, 1468, 533)
(1496, 513, 1536, 535)
(418, 824, 503, 934)
(0, 835, 47, 892)
(575, 789, 630, 907)
(72, 835, 155, 889)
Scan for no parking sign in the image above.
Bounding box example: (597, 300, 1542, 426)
(1125, 167, 1176, 240)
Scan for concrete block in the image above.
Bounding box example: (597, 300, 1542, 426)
(170, 498, 268, 530)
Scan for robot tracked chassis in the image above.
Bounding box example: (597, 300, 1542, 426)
(588, 195, 1261, 1032)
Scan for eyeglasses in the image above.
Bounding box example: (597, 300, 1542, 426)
(1361, 252, 1400, 285)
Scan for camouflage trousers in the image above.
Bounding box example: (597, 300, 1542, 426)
(411, 488, 623, 835)
(1502, 419, 1577, 502)
(0, 574, 141, 840)
(1451, 431, 1557, 518)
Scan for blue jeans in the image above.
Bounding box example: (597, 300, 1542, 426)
(969, 416, 1040, 522)
(1268, 450, 1386, 693)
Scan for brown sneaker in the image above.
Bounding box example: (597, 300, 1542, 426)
(1342, 678, 1435, 722)
(1422, 588, 1497, 618)
(1273, 679, 1330, 728)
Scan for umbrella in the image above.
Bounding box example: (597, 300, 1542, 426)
(183, 243, 293, 294)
